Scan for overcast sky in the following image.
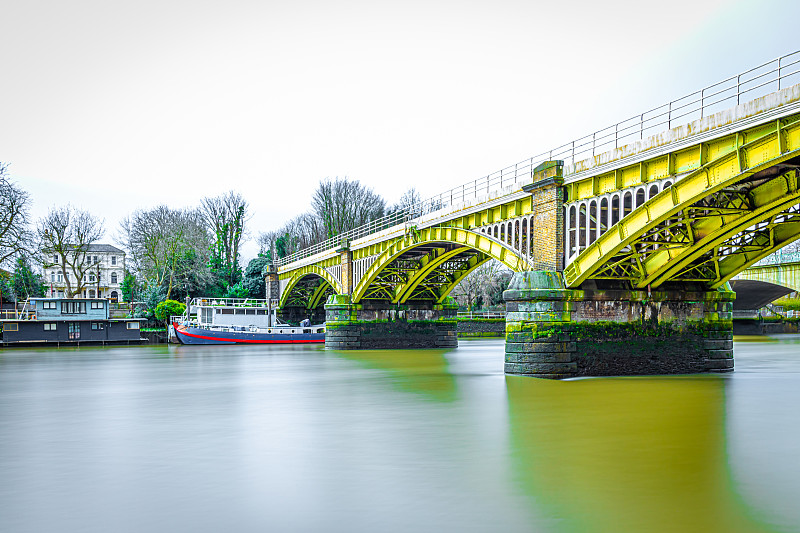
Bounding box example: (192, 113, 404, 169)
(2, 0, 799, 261)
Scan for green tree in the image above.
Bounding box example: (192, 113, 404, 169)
(242, 257, 269, 298)
(201, 191, 248, 287)
(120, 270, 140, 303)
(154, 299, 186, 324)
(10, 256, 45, 301)
(223, 280, 249, 299)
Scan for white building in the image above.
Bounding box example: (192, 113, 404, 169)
(44, 244, 127, 301)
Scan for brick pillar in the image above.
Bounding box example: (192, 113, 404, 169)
(263, 263, 279, 304)
(522, 161, 565, 271)
(338, 242, 353, 296)
(263, 263, 280, 326)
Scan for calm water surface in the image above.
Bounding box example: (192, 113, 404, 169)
(1, 336, 800, 532)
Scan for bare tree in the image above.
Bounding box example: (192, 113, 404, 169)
(36, 205, 104, 298)
(119, 206, 212, 299)
(451, 260, 512, 311)
(201, 191, 249, 285)
(0, 163, 31, 267)
(311, 177, 386, 238)
(389, 187, 423, 218)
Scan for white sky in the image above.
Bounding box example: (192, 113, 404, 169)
(2, 0, 799, 262)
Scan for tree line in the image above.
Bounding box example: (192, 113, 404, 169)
(258, 177, 420, 259)
(0, 162, 510, 314)
(0, 163, 262, 319)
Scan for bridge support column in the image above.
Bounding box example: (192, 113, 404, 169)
(324, 295, 458, 349)
(503, 271, 735, 379)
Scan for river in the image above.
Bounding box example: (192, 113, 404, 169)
(1, 336, 799, 533)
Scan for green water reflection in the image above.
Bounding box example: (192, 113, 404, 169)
(332, 348, 459, 402)
(506, 375, 772, 533)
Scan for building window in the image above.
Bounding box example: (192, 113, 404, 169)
(53, 254, 58, 264)
(44, 323, 57, 331)
(91, 301, 104, 309)
(61, 301, 87, 314)
(42, 301, 57, 310)
(126, 322, 140, 330)
(57, 271, 63, 282)
(3, 323, 19, 332)
(111, 256, 117, 265)
(91, 322, 104, 330)
(110, 291, 118, 302)
(93, 256, 98, 264)
(51, 272, 55, 283)
(110, 272, 118, 284)
(89, 274, 95, 283)
(68, 322, 80, 340)
(57, 290, 64, 298)
(89, 289, 95, 298)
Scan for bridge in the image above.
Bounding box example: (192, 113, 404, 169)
(732, 251, 800, 311)
(266, 50, 800, 378)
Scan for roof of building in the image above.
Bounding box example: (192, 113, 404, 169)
(85, 244, 125, 254)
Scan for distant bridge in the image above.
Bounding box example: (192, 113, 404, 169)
(264, 51, 800, 378)
(733, 251, 800, 310)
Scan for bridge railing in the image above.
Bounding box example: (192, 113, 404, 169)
(276, 50, 800, 268)
(752, 249, 800, 267)
(456, 311, 505, 319)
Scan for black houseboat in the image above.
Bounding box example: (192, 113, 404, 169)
(1, 298, 146, 346)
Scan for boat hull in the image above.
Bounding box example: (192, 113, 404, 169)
(172, 323, 325, 345)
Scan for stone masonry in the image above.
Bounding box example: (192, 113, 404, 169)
(503, 271, 735, 379)
(325, 295, 458, 350)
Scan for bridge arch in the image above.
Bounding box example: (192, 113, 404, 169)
(278, 265, 341, 310)
(351, 226, 530, 304)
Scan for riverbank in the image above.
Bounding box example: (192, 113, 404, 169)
(456, 317, 505, 337)
(733, 317, 800, 335)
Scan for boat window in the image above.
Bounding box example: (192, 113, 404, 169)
(44, 323, 57, 331)
(61, 301, 86, 314)
(3, 323, 18, 332)
(235, 309, 244, 315)
(221, 309, 234, 315)
(317, 328, 324, 334)
(303, 329, 311, 334)
(126, 322, 140, 330)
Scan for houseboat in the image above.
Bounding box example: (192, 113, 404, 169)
(171, 298, 325, 345)
(1, 297, 146, 346)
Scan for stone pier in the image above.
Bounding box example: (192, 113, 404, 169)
(503, 271, 735, 379)
(324, 295, 458, 349)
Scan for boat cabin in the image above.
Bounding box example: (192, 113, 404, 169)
(190, 298, 276, 328)
(1, 298, 146, 345)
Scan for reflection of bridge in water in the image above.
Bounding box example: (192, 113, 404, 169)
(268, 51, 800, 378)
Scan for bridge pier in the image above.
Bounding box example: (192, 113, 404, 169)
(324, 295, 458, 350)
(503, 271, 735, 379)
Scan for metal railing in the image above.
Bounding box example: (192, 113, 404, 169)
(752, 249, 800, 267)
(190, 297, 269, 308)
(456, 311, 505, 319)
(276, 50, 800, 268)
